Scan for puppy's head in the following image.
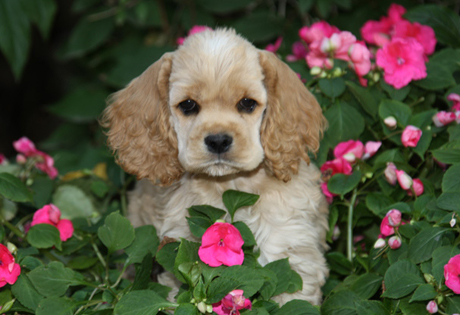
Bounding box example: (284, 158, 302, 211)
(102, 28, 326, 185)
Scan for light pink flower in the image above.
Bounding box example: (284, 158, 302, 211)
(13, 137, 37, 156)
(363, 141, 382, 160)
(392, 20, 436, 56)
(33, 152, 58, 179)
(198, 222, 244, 267)
(408, 178, 424, 197)
(426, 300, 438, 314)
(307, 31, 356, 69)
(401, 125, 422, 147)
(213, 290, 251, 315)
(384, 116, 397, 129)
(320, 158, 353, 176)
(380, 216, 395, 237)
(0, 244, 21, 287)
(388, 236, 401, 249)
(386, 209, 402, 227)
(433, 111, 457, 127)
(348, 42, 371, 77)
(286, 41, 308, 62)
(384, 162, 398, 185)
(321, 182, 336, 204)
(376, 38, 427, 89)
(396, 169, 413, 190)
(374, 238, 386, 249)
(333, 140, 364, 163)
(447, 93, 460, 111)
(265, 37, 283, 53)
(445, 254, 460, 294)
(299, 21, 340, 45)
(177, 25, 213, 45)
(31, 204, 74, 241)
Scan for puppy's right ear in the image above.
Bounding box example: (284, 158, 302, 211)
(101, 52, 183, 186)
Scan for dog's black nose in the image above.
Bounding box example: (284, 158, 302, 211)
(204, 134, 233, 154)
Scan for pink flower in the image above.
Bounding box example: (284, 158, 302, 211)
(376, 37, 427, 89)
(401, 125, 422, 147)
(363, 141, 382, 160)
(213, 290, 251, 315)
(380, 216, 395, 237)
(265, 37, 283, 53)
(286, 41, 308, 62)
(0, 244, 21, 287)
(0, 154, 7, 165)
(384, 162, 398, 185)
(433, 111, 457, 127)
(307, 31, 356, 69)
(386, 209, 402, 227)
(392, 20, 436, 56)
(333, 140, 364, 163)
(299, 21, 340, 45)
(387, 3, 407, 23)
(16, 154, 27, 165)
(447, 93, 460, 111)
(198, 222, 244, 267)
(408, 178, 424, 197)
(177, 25, 213, 45)
(395, 169, 413, 190)
(321, 182, 336, 204)
(426, 300, 438, 314)
(31, 204, 74, 241)
(445, 254, 460, 294)
(33, 152, 58, 179)
(13, 137, 37, 156)
(388, 236, 401, 249)
(320, 158, 353, 176)
(384, 116, 397, 129)
(348, 42, 371, 77)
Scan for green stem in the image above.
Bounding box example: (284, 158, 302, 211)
(347, 188, 358, 263)
(1, 217, 25, 239)
(91, 242, 107, 268)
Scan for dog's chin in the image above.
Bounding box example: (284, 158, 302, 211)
(186, 160, 255, 177)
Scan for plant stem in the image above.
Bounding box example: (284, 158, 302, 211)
(1, 217, 25, 239)
(91, 242, 107, 268)
(347, 188, 358, 263)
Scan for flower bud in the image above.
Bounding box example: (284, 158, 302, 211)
(16, 154, 27, 165)
(332, 225, 340, 241)
(424, 273, 435, 284)
(372, 72, 380, 82)
(451, 217, 457, 227)
(395, 169, 413, 190)
(7, 242, 17, 255)
(332, 67, 342, 77)
(1, 299, 14, 313)
(408, 178, 424, 197)
(384, 116, 397, 129)
(374, 238, 386, 249)
(206, 305, 213, 313)
(388, 236, 401, 249)
(401, 125, 422, 148)
(197, 301, 208, 314)
(384, 162, 398, 186)
(310, 67, 322, 76)
(386, 209, 401, 227)
(426, 300, 438, 314)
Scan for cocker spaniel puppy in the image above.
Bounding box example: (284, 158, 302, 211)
(102, 28, 329, 305)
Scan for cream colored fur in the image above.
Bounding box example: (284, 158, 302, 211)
(102, 28, 329, 305)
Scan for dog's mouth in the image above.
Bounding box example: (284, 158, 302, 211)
(198, 159, 243, 176)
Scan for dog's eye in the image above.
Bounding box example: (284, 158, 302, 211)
(178, 99, 199, 115)
(238, 98, 257, 113)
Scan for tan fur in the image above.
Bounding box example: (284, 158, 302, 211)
(102, 28, 329, 305)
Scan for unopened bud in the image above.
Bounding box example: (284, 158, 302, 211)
(386, 209, 402, 227)
(388, 236, 401, 249)
(206, 305, 213, 313)
(6, 242, 17, 255)
(426, 300, 438, 314)
(16, 154, 27, 165)
(197, 301, 207, 314)
(374, 238, 386, 249)
(310, 67, 322, 76)
(1, 299, 14, 313)
(332, 67, 342, 77)
(372, 72, 380, 82)
(424, 273, 435, 284)
(450, 218, 456, 227)
(384, 116, 397, 129)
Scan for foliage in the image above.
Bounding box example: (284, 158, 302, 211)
(1, 0, 460, 314)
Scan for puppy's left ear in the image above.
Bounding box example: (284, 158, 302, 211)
(259, 50, 327, 182)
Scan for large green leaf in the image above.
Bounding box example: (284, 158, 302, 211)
(222, 190, 259, 221)
(321, 290, 362, 315)
(114, 290, 177, 315)
(346, 81, 378, 117)
(21, 0, 57, 39)
(0, 172, 34, 203)
(36, 296, 75, 315)
(174, 239, 200, 283)
(378, 100, 411, 126)
(409, 284, 438, 302)
(323, 102, 365, 146)
(408, 227, 448, 264)
(328, 171, 361, 196)
(52, 184, 96, 219)
(442, 164, 460, 192)
(414, 61, 456, 90)
(125, 225, 159, 264)
(431, 245, 460, 284)
(351, 273, 383, 300)
(382, 260, 424, 299)
(319, 78, 346, 98)
(97, 211, 135, 253)
(271, 300, 320, 315)
(27, 224, 62, 251)
(232, 11, 283, 42)
(11, 275, 44, 310)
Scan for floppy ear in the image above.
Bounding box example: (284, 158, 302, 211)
(101, 53, 183, 186)
(258, 50, 327, 182)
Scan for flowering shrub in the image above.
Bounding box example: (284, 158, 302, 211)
(1, 1, 460, 315)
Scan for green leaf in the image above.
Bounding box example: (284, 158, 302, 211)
(378, 100, 412, 126)
(27, 224, 62, 251)
(174, 239, 200, 283)
(232, 11, 282, 42)
(365, 193, 395, 218)
(90, 180, 109, 198)
(323, 102, 365, 146)
(174, 303, 199, 315)
(36, 296, 75, 315)
(233, 221, 256, 247)
(351, 273, 383, 300)
(156, 242, 179, 274)
(0, 172, 34, 203)
(30, 177, 54, 208)
(257, 268, 278, 300)
(328, 171, 362, 196)
(414, 61, 456, 90)
(409, 284, 438, 302)
(380, 80, 410, 101)
(432, 245, 460, 284)
(326, 252, 353, 276)
(399, 296, 429, 315)
(446, 296, 460, 314)
(382, 260, 424, 299)
(188, 205, 226, 223)
(27, 261, 82, 297)
(0, 0, 30, 79)
(66, 256, 99, 270)
(432, 140, 460, 164)
(405, 5, 460, 48)
(132, 253, 154, 291)
(354, 300, 390, 315)
(63, 17, 114, 58)
(408, 227, 448, 264)
(222, 190, 259, 222)
(21, 0, 57, 39)
(346, 81, 378, 117)
(125, 225, 159, 264)
(442, 164, 460, 192)
(114, 290, 177, 315)
(412, 130, 432, 160)
(271, 300, 320, 315)
(52, 185, 96, 219)
(409, 110, 438, 130)
(321, 290, 362, 315)
(263, 258, 296, 296)
(319, 78, 346, 98)
(47, 88, 108, 123)
(196, 0, 252, 13)
(11, 275, 44, 310)
(97, 211, 135, 253)
(187, 216, 213, 239)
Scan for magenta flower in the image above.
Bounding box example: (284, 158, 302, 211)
(408, 178, 424, 197)
(395, 169, 413, 190)
(333, 140, 364, 163)
(0, 244, 21, 287)
(384, 162, 398, 185)
(33, 151, 58, 179)
(265, 37, 283, 53)
(306, 31, 356, 69)
(363, 141, 382, 160)
(31, 204, 74, 241)
(320, 158, 353, 176)
(380, 216, 395, 237)
(388, 236, 401, 249)
(433, 111, 457, 127)
(212, 290, 252, 315)
(0, 154, 7, 165)
(12, 137, 58, 179)
(299, 21, 340, 45)
(13, 137, 37, 156)
(321, 182, 336, 204)
(177, 25, 213, 45)
(376, 37, 427, 89)
(426, 300, 438, 314)
(348, 42, 371, 78)
(447, 93, 460, 111)
(401, 125, 422, 147)
(445, 254, 460, 294)
(386, 209, 402, 227)
(198, 222, 244, 267)
(392, 20, 436, 56)
(286, 41, 308, 62)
